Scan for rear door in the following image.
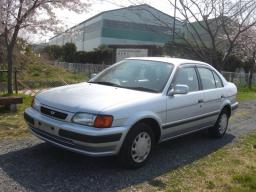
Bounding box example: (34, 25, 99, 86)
(195, 66, 223, 126)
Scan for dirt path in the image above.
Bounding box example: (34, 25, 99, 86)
(0, 100, 256, 192)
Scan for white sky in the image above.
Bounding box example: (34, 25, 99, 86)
(28, 0, 179, 43)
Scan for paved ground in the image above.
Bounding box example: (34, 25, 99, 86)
(0, 101, 256, 192)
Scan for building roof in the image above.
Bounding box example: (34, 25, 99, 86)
(49, 4, 180, 41)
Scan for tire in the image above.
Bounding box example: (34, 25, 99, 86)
(209, 110, 229, 138)
(118, 122, 155, 169)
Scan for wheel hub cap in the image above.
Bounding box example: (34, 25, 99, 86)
(219, 114, 228, 134)
(131, 132, 151, 163)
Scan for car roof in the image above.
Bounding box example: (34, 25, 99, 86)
(127, 57, 211, 67)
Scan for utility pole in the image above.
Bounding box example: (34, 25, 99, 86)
(172, 0, 177, 43)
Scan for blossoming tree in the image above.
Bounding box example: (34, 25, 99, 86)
(0, 0, 90, 94)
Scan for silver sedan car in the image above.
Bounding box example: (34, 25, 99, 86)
(24, 57, 238, 168)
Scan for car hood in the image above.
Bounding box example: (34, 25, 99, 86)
(36, 82, 157, 113)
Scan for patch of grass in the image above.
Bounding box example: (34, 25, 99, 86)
(237, 86, 256, 101)
(121, 132, 256, 192)
(206, 180, 216, 189)
(0, 95, 33, 139)
(1, 62, 87, 92)
(148, 179, 167, 189)
(231, 171, 256, 191)
(19, 62, 87, 82)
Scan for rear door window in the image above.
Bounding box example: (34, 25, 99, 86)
(212, 71, 223, 88)
(197, 67, 216, 90)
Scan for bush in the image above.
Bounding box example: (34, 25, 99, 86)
(43, 45, 63, 60)
(92, 45, 114, 64)
(62, 43, 77, 62)
(223, 55, 243, 72)
(43, 43, 114, 64)
(74, 51, 88, 63)
(72, 45, 114, 64)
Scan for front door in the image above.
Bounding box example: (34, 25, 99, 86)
(162, 65, 202, 140)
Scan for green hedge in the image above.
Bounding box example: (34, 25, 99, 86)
(44, 43, 114, 65)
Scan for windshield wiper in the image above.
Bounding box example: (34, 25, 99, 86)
(126, 87, 158, 93)
(90, 81, 121, 87)
(90, 82, 158, 93)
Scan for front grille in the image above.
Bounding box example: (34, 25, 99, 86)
(41, 106, 68, 120)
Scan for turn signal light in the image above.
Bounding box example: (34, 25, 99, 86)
(94, 115, 113, 128)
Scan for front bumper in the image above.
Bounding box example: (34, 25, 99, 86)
(24, 108, 128, 157)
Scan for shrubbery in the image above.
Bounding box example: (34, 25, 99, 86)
(43, 43, 114, 64)
(63, 43, 77, 62)
(43, 45, 63, 60)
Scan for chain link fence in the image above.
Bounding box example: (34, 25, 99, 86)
(221, 71, 256, 86)
(54, 62, 110, 75)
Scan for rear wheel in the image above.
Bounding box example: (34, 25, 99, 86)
(118, 123, 155, 169)
(209, 111, 229, 138)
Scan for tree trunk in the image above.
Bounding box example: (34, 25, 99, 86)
(7, 46, 14, 94)
(5, 22, 20, 95)
(248, 52, 256, 89)
(211, 49, 219, 69)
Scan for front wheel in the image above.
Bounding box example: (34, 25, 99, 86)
(118, 123, 155, 169)
(209, 111, 229, 138)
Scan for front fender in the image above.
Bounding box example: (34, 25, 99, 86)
(123, 111, 162, 132)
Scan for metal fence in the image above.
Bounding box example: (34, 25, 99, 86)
(221, 71, 256, 86)
(54, 62, 110, 75)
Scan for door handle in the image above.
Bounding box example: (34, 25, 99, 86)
(198, 99, 204, 103)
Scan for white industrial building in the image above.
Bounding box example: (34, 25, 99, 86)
(49, 4, 184, 54)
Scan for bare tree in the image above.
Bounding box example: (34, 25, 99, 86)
(166, 0, 256, 68)
(220, 0, 256, 64)
(0, 0, 90, 94)
(172, 0, 223, 67)
(115, 0, 256, 69)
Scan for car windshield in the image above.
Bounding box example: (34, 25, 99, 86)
(90, 59, 174, 93)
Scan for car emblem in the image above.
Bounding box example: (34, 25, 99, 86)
(50, 111, 55, 115)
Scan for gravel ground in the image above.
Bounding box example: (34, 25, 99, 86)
(0, 101, 256, 192)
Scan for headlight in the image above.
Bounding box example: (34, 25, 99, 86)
(32, 98, 40, 111)
(72, 113, 113, 128)
(72, 113, 96, 126)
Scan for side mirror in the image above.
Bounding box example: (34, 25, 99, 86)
(90, 73, 97, 80)
(168, 84, 189, 96)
